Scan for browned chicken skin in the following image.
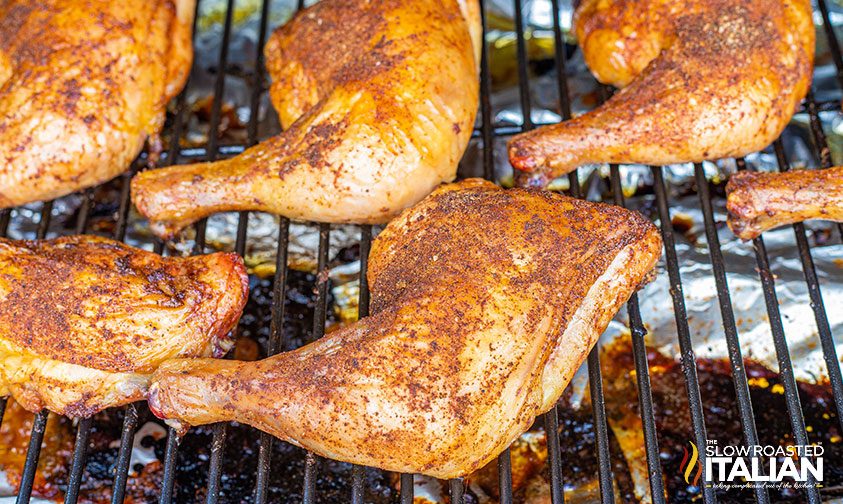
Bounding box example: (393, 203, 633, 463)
(131, 0, 481, 239)
(0, 235, 248, 417)
(0, 0, 195, 207)
(508, 0, 815, 187)
(146, 179, 662, 479)
(726, 167, 843, 240)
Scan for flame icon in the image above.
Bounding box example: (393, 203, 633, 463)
(680, 442, 703, 486)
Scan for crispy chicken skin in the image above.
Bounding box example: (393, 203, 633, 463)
(147, 179, 663, 479)
(0, 235, 248, 417)
(131, 0, 481, 239)
(508, 0, 815, 187)
(726, 167, 843, 240)
(0, 0, 195, 207)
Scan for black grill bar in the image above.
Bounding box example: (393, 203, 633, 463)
(253, 217, 291, 504)
(350, 224, 373, 502)
(608, 165, 666, 504)
(15, 410, 48, 504)
(189, 0, 239, 498)
(159, 428, 180, 504)
(0, 209, 10, 236)
(513, 0, 532, 131)
(693, 163, 770, 504)
(651, 165, 716, 504)
(300, 223, 330, 504)
(399, 473, 414, 504)
(771, 140, 843, 433)
(817, 0, 843, 90)
(74, 188, 94, 235)
(497, 447, 514, 504)
(110, 405, 139, 504)
(478, 0, 494, 181)
(735, 158, 820, 503)
(449, 477, 465, 504)
(36, 202, 53, 240)
(64, 417, 94, 504)
(804, 88, 843, 254)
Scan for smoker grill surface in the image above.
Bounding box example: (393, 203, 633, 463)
(0, 0, 841, 503)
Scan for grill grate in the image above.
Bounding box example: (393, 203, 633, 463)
(1, 0, 841, 503)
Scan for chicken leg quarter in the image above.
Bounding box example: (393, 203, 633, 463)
(0, 0, 195, 207)
(131, 0, 481, 239)
(508, 0, 814, 187)
(147, 179, 663, 479)
(0, 236, 248, 417)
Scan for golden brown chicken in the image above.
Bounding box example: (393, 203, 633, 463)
(0, 0, 195, 207)
(726, 167, 843, 240)
(507, 0, 815, 187)
(146, 179, 662, 479)
(130, 0, 481, 239)
(0, 235, 248, 417)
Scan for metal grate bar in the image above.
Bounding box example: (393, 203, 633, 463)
(0, 209, 10, 237)
(253, 218, 291, 504)
(543, 409, 566, 503)
(400, 473, 414, 504)
(110, 405, 139, 504)
(64, 417, 94, 504)
(350, 224, 373, 502)
(301, 223, 330, 504)
(74, 188, 94, 235)
(159, 428, 181, 504)
(513, 0, 532, 130)
(803, 91, 843, 238)
(586, 351, 615, 504)
(771, 140, 843, 433)
(183, 0, 239, 497)
(350, 465, 366, 504)
(651, 166, 716, 504)
(449, 478, 465, 504)
(15, 411, 48, 504)
(497, 447, 514, 504)
(478, 0, 494, 181)
(817, 0, 843, 90)
(36, 202, 53, 240)
(550, 0, 572, 121)
(736, 158, 821, 503)
(693, 163, 770, 504)
(608, 165, 666, 504)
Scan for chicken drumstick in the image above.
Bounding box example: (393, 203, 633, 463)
(132, 0, 481, 239)
(147, 179, 662, 479)
(508, 0, 814, 187)
(0, 236, 247, 417)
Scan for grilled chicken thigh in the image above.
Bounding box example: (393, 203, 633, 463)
(508, 0, 815, 187)
(131, 0, 481, 239)
(726, 167, 843, 240)
(147, 179, 662, 479)
(0, 236, 247, 417)
(0, 0, 195, 207)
